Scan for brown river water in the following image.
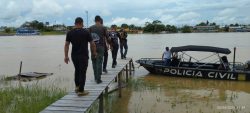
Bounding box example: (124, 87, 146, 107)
(0, 33, 250, 113)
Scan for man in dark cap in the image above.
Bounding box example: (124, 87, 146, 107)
(89, 15, 108, 84)
(100, 18, 109, 73)
(109, 25, 121, 68)
(64, 17, 97, 96)
(119, 28, 128, 59)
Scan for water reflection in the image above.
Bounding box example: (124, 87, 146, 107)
(110, 71, 250, 113)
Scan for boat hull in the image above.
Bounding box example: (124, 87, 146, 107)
(138, 62, 250, 81)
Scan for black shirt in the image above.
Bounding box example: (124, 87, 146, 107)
(66, 28, 92, 57)
(119, 31, 128, 43)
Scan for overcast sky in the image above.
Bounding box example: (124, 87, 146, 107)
(1, 0, 250, 27)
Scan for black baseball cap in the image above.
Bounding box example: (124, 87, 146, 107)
(95, 15, 102, 22)
(75, 17, 83, 24)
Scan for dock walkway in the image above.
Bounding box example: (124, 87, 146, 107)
(40, 58, 134, 113)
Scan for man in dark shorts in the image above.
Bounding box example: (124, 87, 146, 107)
(64, 17, 97, 96)
(89, 15, 107, 84)
(119, 28, 128, 59)
(109, 25, 121, 68)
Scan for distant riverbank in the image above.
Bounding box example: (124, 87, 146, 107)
(1, 31, 250, 37)
(0, 31, 66, 36)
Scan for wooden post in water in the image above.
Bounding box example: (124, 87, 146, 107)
(99, 92, 104, 113)
(233, 47, 236, 71)
(129, 60, 132, 75)
(19, 61, 22, 75)
(131, 59, 135, 71)
(126, 64, 128, 83)
(105, 87, 109, 97)
(118, 72, 122, 98)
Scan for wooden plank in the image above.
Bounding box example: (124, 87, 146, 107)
(45, 106, 86, 112)
(41, 110, 83, 113)
(51, 100, 93, 108)
(68, 91, 100, 96)
(69, 90, 103, 94)
(85, 83, 109, 87)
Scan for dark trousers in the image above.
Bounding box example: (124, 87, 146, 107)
(71, 55, 88, 92)
(91, 46, 104, 81)
(112, 45, 119, 66)
(103, 47, 108, 70)
(120, 41, 128, 58)
(164, 58, 171, 66)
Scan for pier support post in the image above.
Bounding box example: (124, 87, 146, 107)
(115, 77, 117, 82)
(118, 72, 122, 98)
(126, 64, 129, 83)
(132, 60, 135, 71)
(129, 60, 132, 75)
(99, 92, 103, 113)
(104, 87, 109, 97)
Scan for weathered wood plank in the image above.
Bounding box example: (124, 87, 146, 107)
(44, 106, 86, 112)
(41, 110, 83, 113)
(51, 100, 93, 108)
(68, 91, 100, 96)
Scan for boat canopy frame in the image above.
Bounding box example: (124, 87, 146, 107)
(176, 51, 229, 69)
(171, 45, 231, 54)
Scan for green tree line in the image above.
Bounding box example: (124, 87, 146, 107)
(143, 20, 178, 33)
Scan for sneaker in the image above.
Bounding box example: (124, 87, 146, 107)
(96, 79, 102, 84)
(103, 69, 108, 73)
(75, 86, 79, 93)
(77, 91, 89, 96)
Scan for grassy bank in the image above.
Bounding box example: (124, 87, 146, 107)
(41, 31, 66, 35)
(0, 84, 66, 113)
(0, 32, 15, 36)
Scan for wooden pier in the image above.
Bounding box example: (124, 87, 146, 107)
(40, 58, 134, 113)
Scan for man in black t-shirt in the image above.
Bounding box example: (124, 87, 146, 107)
(64, 17, 97, 96)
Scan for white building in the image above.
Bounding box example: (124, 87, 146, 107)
(53, 25, 66, 31)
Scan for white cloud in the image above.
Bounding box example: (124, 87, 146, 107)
(0, 1, 31, 20)
(0, 0, 250, 26)
(159, 15, 174, 24)
(31, 0, 64, 18)
(64, 4, 72, 10)
(107, 17, 152, 26)
(218, 8, 237, 16)
(100, 9, 112, 16)
(176, 12, 200, 21)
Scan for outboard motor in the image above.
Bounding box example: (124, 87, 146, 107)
(245, 60, 250, 70)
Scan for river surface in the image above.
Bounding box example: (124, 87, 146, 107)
(0, 33, 250, 113)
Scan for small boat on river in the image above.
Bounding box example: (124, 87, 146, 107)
(136, 45, 250, 81)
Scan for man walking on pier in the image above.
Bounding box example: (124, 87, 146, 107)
(64, 17, 97, 96)
(109, 25, 121, 68)
(100, 18, 109, 73)
(119, 28, 128, 59)
(89, 15, 107, 83)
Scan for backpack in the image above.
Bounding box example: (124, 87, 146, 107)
(109, 32, 119, 45)
(91, 33, 100, 44)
